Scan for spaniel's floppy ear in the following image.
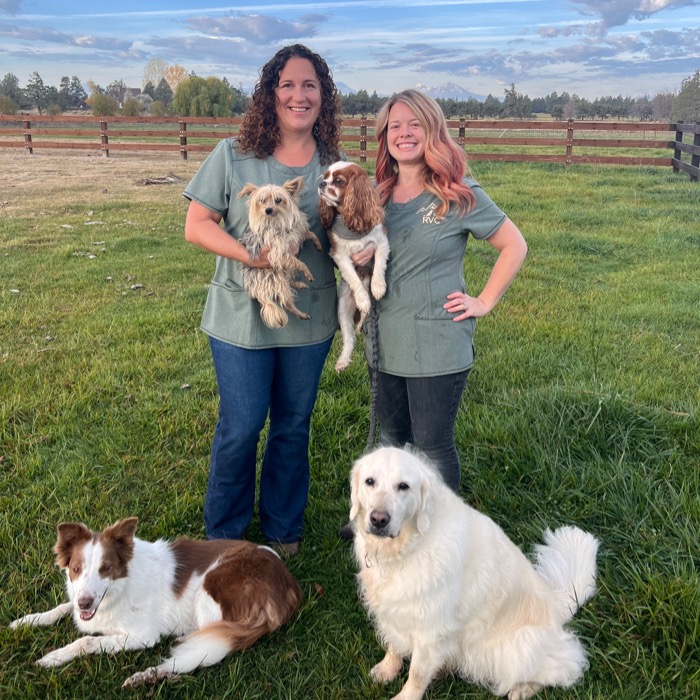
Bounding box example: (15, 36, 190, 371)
(343, 167, 384, 234)
(283, 176, 305, 201)
(238, 183, 257, 199)
(318, 198, 337, 231)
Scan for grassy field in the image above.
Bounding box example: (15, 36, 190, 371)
(0, 150, 698, 700)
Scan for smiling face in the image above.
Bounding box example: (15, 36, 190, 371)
(274, 57, 322, 138)
(54, 519, 135, 624)
(386, 101, 427, 168)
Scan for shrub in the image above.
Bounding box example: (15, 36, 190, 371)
(88, 93, 119, 116)
(121, 97, 143, 117)
(0, 94, 17, 114)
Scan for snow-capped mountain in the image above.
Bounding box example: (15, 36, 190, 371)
(335, 81, 356, 95)
(415, 82, 487, 102)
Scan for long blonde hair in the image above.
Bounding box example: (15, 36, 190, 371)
(375, 89, 475, 217)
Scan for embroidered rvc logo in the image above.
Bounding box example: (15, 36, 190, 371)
(418, 202, 444, 224)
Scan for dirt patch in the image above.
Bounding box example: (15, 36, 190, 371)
(0, 149, 208, 212)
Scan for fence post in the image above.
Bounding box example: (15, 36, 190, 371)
(566, 119, 574, 166)
(691, 124, 699, 183)
(459, 118, 465, 149)
(360, 116, 367, 163)
(179, 118, 188, 160)
(23, 119, 33, 155)
(673, 123, 682, 173)
(100, 119, 109, 158)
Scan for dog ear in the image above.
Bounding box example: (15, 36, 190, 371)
(416, 478, 431, 535)
(104, 517, 138, 544)
(343, 170, 384, 234)
(54, 522, 93, 568)
(283, 176, 305, 200)
(102, 517, 138, 565)
(238, 183, 257, 199)
(349, 461, 363, 522)
(318, 198, 336, 230)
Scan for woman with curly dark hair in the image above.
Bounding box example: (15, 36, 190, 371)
(238, 44, 342, 166)
(183, 45, 342, 558)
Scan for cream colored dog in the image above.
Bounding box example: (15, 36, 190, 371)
(350, 447, 599, 700)
(239, 176, 322, 329)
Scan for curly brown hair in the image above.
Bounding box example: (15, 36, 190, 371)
(238, 44, 342, 165)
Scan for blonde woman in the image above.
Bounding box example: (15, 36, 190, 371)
(367, 89, 527, 492)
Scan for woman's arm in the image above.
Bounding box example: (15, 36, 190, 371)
(444, 217, 527, 321)
(184, 200, 270, 268)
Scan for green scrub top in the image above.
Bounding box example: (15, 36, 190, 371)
(183, 138, 338, 348)
(366, 179, 506, 376)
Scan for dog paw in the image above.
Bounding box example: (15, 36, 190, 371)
(335, 357, 350, 372)
(370, 656, 402, 683)
(37, 650, 69, 668)
(356, 295, 371, 315)
(123, 667, 176, 689)
(371, 278, 386, 300)
(508, 682, 543, 700)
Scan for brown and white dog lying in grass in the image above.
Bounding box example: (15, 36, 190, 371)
(10, 517, 302, 688)
(318, 161, 390, 371)
(239, 176, 322, 329)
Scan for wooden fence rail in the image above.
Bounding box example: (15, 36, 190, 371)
(0, 115, 697, 181)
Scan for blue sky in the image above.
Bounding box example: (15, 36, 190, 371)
(1, 0, 698, 99)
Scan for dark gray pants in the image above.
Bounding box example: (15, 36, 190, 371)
(370, 368, 470, 493)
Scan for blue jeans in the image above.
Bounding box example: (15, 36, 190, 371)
(371, 369, 470, 492)
(205, 335, 332, 543)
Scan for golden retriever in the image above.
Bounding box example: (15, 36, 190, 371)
(349, 447, 599, 700)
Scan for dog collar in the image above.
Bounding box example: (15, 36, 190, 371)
(332, 215, 368, 240)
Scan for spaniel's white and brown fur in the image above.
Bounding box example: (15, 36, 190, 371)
(318, 161, 390, 371)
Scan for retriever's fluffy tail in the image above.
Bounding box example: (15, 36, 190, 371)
(533, 525, 599, 624)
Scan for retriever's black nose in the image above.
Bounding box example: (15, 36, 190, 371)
(370, 510, 390, 529)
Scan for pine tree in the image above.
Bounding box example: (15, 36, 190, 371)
(670, 70, 700, 123)
(24, 72, 49, 114)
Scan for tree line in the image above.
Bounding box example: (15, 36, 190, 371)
(1, 62, 698, 123)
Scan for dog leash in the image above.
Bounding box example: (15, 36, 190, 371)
(365, 296, 379, 453)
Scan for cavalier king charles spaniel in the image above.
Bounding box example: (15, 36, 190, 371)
(318, 161, 390, 371)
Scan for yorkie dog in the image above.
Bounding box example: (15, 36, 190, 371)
(239, 176, 322, 329)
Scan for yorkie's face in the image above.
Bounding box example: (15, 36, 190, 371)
(245, 184, 294, 222)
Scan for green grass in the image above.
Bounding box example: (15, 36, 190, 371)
(1, 158, 699, 699)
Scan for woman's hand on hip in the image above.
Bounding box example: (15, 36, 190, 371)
(444, 292, 489, 321)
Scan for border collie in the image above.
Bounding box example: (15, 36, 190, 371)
(10, 517, 303, 688)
